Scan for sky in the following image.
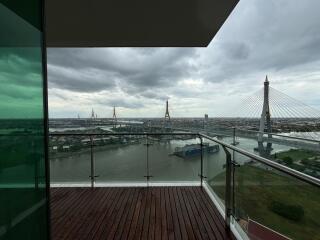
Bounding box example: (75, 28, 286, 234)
(0, 3, 44, 119)
(46, 0, 320, 118)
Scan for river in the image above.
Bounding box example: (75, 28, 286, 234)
(50, 136, 293, 184)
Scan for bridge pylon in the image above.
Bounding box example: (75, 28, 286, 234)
(112, 106, 117, 129)
(165, 100, 170, 120)
(257, 76, 272, 155)
(91, 108, 96, 120)
(164, 100, 171, 130)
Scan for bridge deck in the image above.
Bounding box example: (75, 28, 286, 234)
(50, 187, 233, 240)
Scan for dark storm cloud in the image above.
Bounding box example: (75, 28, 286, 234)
(222, 42, 250, 60)
(48, 0, 320, 116)
(201, 0, 320, 84)
(47, 48, 198, 94)
(139, 91, 169, 101)
(48, 64, 118, 92)
(97, 98, 144, 109)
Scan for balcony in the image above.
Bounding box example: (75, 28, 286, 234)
(51, 187, 232, 240)
(48, 132, 320, 240)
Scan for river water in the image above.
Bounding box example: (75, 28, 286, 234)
(50, 136, 293, 184)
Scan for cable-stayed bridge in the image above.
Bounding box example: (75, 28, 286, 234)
(156, 76, 320, 153)
(212, 76, 320, 153)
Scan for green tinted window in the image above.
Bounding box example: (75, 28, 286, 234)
(0, 1, 48, 239)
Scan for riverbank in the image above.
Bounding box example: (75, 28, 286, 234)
(273, 149, 320, 178)
(49, 142, 141, 160)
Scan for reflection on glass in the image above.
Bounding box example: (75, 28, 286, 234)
(94, 134, 146, 183)
(0, 1, 47, 239)
(50, 135, 90, 184)
(149, 135, 200, 183)
(233, 155, 320, 240)
(203, 141, 226, 208)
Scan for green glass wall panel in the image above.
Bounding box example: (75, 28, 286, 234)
(0, 1, 48, 240)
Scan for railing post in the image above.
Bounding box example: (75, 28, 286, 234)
(90, 135, 95, 188)
(144, 134, 153, 186)
(200, 137, 204, 187)
(223, 145, 232, 229)
(233, 127, 236, 145)
(146, 134, 149, 186)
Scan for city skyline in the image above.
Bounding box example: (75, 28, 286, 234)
(47, 0, 320, 118)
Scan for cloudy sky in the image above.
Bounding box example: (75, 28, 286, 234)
(47, 0, 320, 118)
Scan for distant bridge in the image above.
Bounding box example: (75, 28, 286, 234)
(207, 128, 320, 152)
(156, 76, 320, 153)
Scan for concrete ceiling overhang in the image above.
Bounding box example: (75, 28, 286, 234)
(46, 0, 239, 47)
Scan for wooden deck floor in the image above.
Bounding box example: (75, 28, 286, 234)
(50, 187, 233, 240)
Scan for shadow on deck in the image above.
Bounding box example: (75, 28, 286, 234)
(50, 187, 233, 240)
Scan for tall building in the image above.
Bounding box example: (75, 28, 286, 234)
(204, 114, 209, 122)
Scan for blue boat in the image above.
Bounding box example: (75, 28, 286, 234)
(174, 143, 219, 157)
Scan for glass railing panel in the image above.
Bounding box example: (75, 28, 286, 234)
(202, 139, 226, 208)
(148, 134, 200, 184)
(95, 134, 146, 184)
(265, 134, 320, 180)
(228, 128, 320, 180)
(233, 152, 320, 240)
(49, 135, 90, 185)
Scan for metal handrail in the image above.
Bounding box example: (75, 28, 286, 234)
(50, 127, 320, 143)
(49, 131, 320, 187)
(199, 133, 320, 188)
(49, 132, 198, 136)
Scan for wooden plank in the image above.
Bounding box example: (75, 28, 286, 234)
(62, 188, 107, 240)
(160, 187, 168, 240)
(176, 187, 202, 240)
(106, 188, 135, 239)
(114, 187, 139, 240)
(55, 188, 94, 239)
(75, 188, 114, 239)
(168, 187, 183, 240)
(82, 187, 118, 239)
(184, 187, 216, 240)
(66, 189, 103, 239)
(154, 188, 162, 240)
(194, 188, 231, 238)
(98, 188, 131, 239)
(173, 187, 196, 240)
(132, 188, 148, 240)
(89, 188, 124, 240)
(126, 188, 145, 240)
(191, 187, 227, 240)
(181, 187, 209, 239)
(50, 187, 231, 240)
(141, 188, 152, 240)
(164, 187, 175, 240)
(189, 187, 221, 240)
(195, 187, 226, 227)
(148, 188, 156, 240)
(51, 188, 85, 223)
